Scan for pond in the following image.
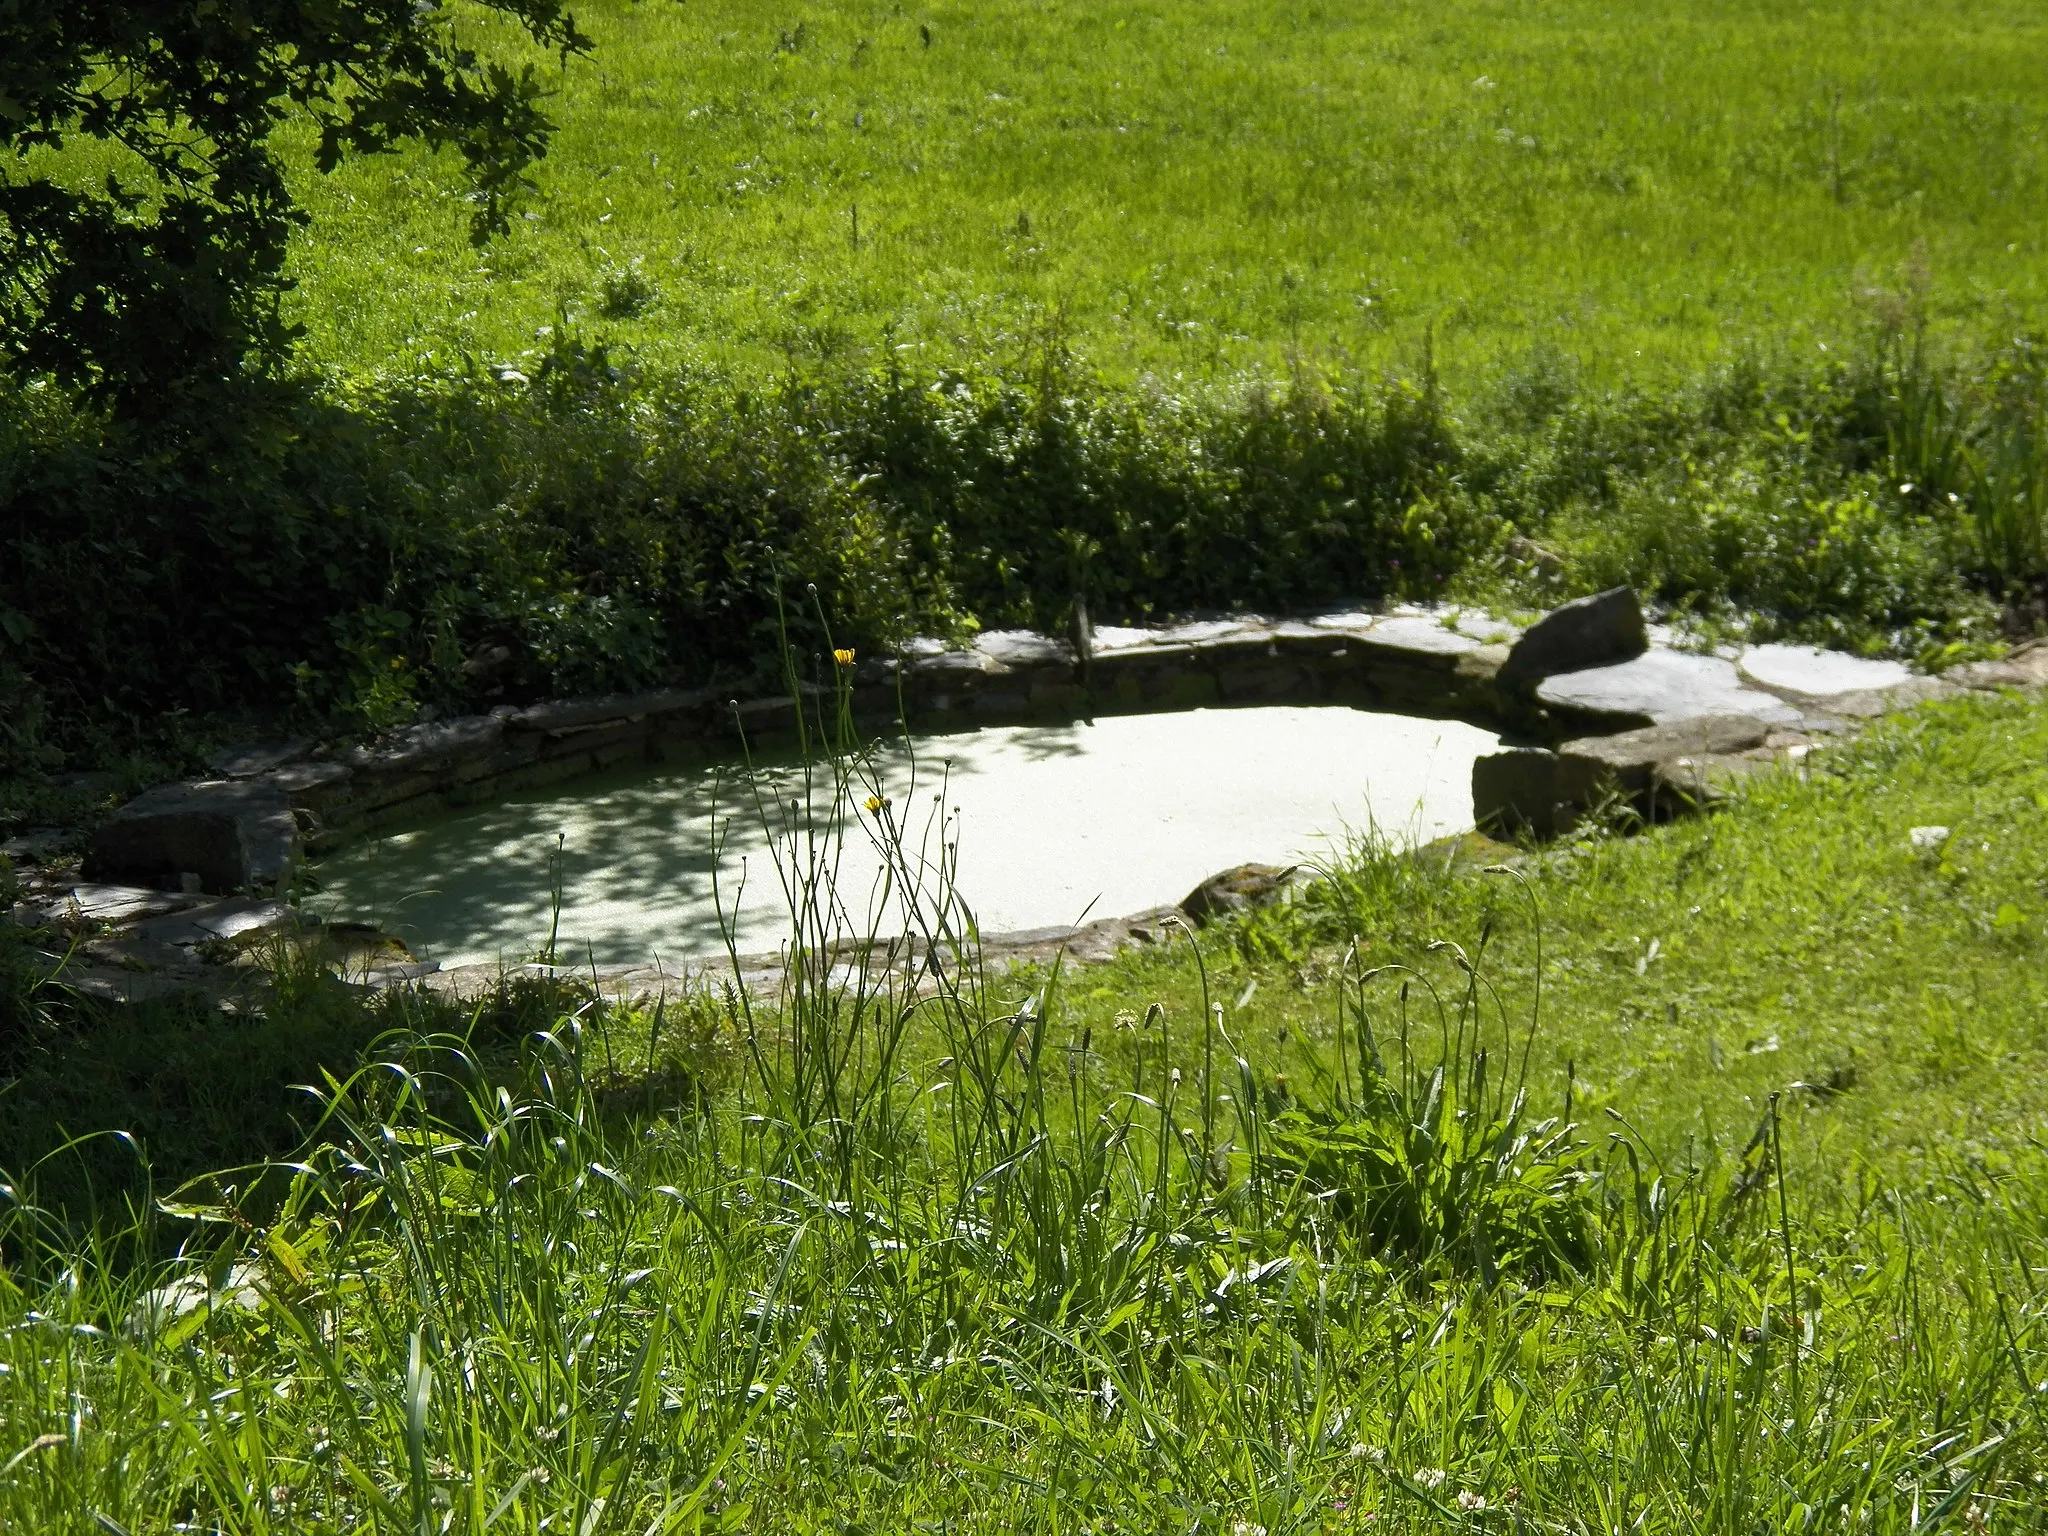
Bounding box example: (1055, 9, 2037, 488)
(307, 704, 1500, 969)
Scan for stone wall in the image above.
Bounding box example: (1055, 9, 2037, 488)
(78, 594, 2043, 893)
(23, 589, 2048, 1004)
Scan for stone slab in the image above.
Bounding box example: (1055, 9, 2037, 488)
(1089, 625, 1166, 652)
(1535, 650, 1801, 732)
(341, 716, 505, 775)
(207, 740, 312, 779)
(132, 898, 301, 949)
(1738, 644, 1912, 699)
(975, 630, 1074, 668)
(1651, 751, 1784, 809)
(1952, 642, 2048, 691)
(53, 885, 208, 924)
(909, 649, 1005, 680)
(1558, 714, 1777, 790)
(1357, 616, 1481, 657)
(508, 687, 716, 736)
(1452, 611, 1521, 644)
(1810, 675, 1958, 719)
(1, 828, 73, 862)
(83, 779, 298, 895)
(264, 761, 352, 802)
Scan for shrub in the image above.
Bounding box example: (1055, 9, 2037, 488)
(3, 331, 2039, 771)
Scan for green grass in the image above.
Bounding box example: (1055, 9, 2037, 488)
(5, 688, 2048, 1531)
(278, 0, 2048, 384)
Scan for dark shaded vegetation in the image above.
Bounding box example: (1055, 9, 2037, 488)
(0, 929, 603, 1219)
(6, 325, 2045, 774)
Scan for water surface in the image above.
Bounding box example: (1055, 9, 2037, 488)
(309, 706, 1498, 968)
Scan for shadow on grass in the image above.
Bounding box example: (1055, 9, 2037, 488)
(0, 930, 598, 1229)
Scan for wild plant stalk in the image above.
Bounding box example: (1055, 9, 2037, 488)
(2, 681, 2047, 1531)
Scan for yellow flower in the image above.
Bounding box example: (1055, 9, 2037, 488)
(864, 795, 884, 815)
(833, 648, 856, 667)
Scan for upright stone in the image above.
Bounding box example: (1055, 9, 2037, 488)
(1472, 748, 1570, 838)
(83, 780, 298, 896)
(1498, 586, 1648, 691)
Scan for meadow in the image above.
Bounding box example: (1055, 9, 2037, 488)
(5, 687, 2048, 1530)
(281, 0, 2048, 385)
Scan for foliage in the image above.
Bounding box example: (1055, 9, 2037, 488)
(0, 340, 949, 771)
(10, 330, 2048, 774)
(0, 0, 586, 401)
(5, 688, 2048, 1529)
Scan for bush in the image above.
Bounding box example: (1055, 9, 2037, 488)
(3, 330, 2039, 771)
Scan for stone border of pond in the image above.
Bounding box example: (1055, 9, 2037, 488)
(13, 589, 2048, 1005)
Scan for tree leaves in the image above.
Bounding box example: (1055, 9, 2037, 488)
(0, 0, 590, 403)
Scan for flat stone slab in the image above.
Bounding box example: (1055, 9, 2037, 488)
(341, 715, 505, 774)
(1652, 751, 1784, 809)
(207, 740, 311, 779)
(1089, 625, 1167, 652)
(1306, 611, 1383, 637)
(132, 898, 301, 949)
(1536, 650, 1802, 730)
(1452, 611, 1521, 644)
(52, 885, 209, 924)
(1, 828, 73, 862)
(1560, 714, 1777, 789)
(1952, 642, 2048, 691)
(974, 630, 1074, 668)
(1810, 674, 1957, 719)
(1356, 616, 1481, 656)
(509, 687, 714, 736)
(1738, 644, 1912, 699)
(910, 648, 1005, 679)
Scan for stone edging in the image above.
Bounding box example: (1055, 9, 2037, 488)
(13, 588, 2048, 1004)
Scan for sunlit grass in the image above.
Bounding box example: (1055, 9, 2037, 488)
(4, 683, 2048, 1531)
(280, 0, 2048, 385)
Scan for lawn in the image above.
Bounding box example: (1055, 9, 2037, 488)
(5, 688, 2048, 1531)
(281, 0, 2048, 384)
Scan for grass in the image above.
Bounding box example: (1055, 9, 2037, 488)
(5, 684, 2048, 1530)
(273, 0, 2048, 385)
(7, 6, 2048, 1521)
(1066, 689, 2048, 1178)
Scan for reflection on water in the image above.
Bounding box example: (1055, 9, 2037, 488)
(307, 706, 1499, 969)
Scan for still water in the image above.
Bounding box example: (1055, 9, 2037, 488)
(308, 705, 1499, 969)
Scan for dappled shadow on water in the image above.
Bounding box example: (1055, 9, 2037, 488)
(310, 708, 1500, 970)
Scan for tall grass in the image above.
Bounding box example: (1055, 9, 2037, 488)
(1879, 332, 2048, 587)
(3, 666, 2046, 1532)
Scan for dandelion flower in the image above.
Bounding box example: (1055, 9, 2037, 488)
(865, 795, 885, 814)
(833, 648, 857, 667)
